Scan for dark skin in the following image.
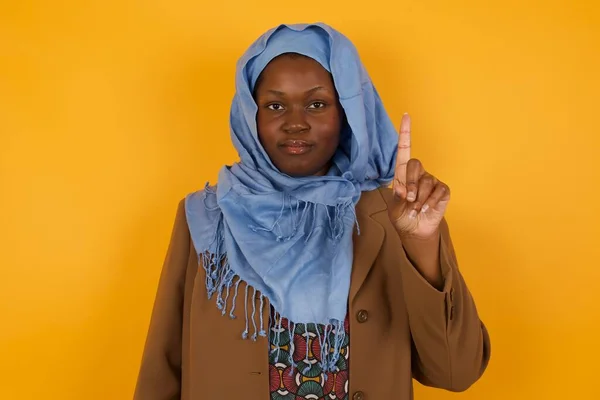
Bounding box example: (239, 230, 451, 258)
(254, 53, 446, 290)
(254, 54, 342, 177)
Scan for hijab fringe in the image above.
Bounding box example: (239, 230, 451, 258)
(197, 183, 352, 373)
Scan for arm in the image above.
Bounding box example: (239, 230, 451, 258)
(399, 218, 491, 392)
(133, 200, 190, 400)
(400, 227, 443, 290)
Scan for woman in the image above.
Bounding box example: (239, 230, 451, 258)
(134, 23, 490, 400)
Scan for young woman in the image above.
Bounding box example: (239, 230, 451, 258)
(134, 22, 490, 400)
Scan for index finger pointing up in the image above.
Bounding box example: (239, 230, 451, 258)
(395, 113, 412, 185)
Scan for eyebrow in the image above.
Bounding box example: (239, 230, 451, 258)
(265, 86, 330, 96)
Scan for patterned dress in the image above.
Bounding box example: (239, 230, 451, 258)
(268, 308, 350, 400)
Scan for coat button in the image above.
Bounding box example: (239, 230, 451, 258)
(356, 309, 369, 323)
(353, 391, 365, 400)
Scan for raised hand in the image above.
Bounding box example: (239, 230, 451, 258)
(389, 113, 451, 240)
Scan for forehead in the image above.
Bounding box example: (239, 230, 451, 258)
(254, 53, 334, 91)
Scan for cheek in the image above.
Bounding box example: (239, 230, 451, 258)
(256, 115, 279, 148)
(320, 116, 342, 146)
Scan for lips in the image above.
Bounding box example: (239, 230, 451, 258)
(279, 139, 313, 155)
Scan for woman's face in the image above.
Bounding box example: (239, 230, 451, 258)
(254, 54, 343, 177)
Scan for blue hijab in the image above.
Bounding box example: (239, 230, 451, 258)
(185, 23, 398, 371)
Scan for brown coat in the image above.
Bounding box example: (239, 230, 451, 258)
(133, 187, 491, 400)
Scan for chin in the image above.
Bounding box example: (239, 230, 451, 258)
(278, 163, 329, 177)
(279, 168, 311, 177)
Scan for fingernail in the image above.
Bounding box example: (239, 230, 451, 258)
(421, 204, 429, 213)
(409, 209, 417, 219)
(407, 192, 416, 202)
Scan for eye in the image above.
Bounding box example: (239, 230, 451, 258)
(266, 103, 285, 111)
(308, 101, 326, 109)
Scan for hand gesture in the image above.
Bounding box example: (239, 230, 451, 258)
(389, 113, 451, 239)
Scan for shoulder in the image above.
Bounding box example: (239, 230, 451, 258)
(163, 187, 210, 250)
(171, 190, 202, 227)
(356, 185, 394, 216)
(182, 184, 219, 222)
(163, 197, 193, 256)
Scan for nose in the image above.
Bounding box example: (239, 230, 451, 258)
(282, 107, 310, 134)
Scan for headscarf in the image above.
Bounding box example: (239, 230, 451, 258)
(185, 23, 398, 371)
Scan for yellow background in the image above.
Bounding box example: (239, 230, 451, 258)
(1, 0, 599, 398)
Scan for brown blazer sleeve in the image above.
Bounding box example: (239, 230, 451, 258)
(133, 200, 190, 400)
(399, 218, 491, 392)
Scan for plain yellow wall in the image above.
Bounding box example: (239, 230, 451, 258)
(1, 0, 599, 399)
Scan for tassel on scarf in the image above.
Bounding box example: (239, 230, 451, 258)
(197, 187, 353, 373)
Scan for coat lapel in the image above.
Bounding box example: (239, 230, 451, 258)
(349, 189, 388, 302)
